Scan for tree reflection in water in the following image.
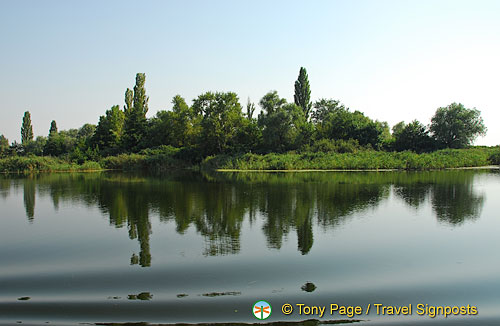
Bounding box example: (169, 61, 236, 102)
(7, 169, 489, 267)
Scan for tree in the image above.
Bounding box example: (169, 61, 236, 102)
(258, 91, 308, 152)
(21, 111, 34, 145)
(312, 99, 345, 125)
(44, 120, 62, 156)
(393, 120, 436, 153)
(0, 135, 9, 157)
(246, 98, 256, 120)
(294, 67, 312, 120)
(78, 123, 96, 140)
(192, 92, 245, 155)
(24, 136, 47, 156)
(312, 99, 385, 148)
(391, 121, 406, 137)
(49, 120, 58, 135)
(170, 95, 199, 147)
(430, 103, 487, 148)
(145, 95, 201, 149)
(92, 105, 125, 154)
(122, 73, 149, 152)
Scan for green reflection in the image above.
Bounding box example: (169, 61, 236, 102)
(392, 171, 486, 225)
(0, 177, 10, 199)
(7, 169, 490, 266)
(23, 176, 36, 222)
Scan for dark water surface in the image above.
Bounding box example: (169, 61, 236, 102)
(0, 170, 499, 325)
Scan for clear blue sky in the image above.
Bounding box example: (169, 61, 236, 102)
(1, 0, 499, 145)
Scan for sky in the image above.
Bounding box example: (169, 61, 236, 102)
(1, 0, 499, 145)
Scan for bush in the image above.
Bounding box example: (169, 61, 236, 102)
(489, 150, 500, 165)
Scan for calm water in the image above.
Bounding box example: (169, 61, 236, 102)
(0, 170, 499, 325)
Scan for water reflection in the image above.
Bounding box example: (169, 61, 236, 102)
(23, 177, 35, 222)
(4, 170, 489, 266)
(392, 172, 486, 225)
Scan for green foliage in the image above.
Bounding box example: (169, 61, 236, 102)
(122, 73, 149, 152)
(21, 111, 34, 145)
(146, 95, 200, 149)
(202, 148, 496, 171)
(258, 91, 307, 152)
(0, 156, 101, 173)
(44, 120, 60, 156)
(101, 145, 188, 171)
(301, 138, 365, 153)
(246, 98, 256, 120)
(393, 120, 437, 153)
(312, 98, 345, 123)
(192, 91, 246, 155)
(4, 71, 495, 173)
(171, 95, 196, 147)
(489, 148, 500, 165)
(294, 67, 312, 119)
(233, 117, 262, 153)
(49, 120, 58, 135)
(430, 103, 487, 148)
(43, 121, 97, 159)
(392, 121, 405, 136)
(24, 136, 46, 156)
(92, 105, 125, 155)
(312, 98, 385, 148)
(0, 135, 9, 157)
(78, 123, 96, 139)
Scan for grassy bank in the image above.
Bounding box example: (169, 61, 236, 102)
(0, 154, 188, 173)
(0, 156, 102, 173)
(0, 146, 192, 173)
(2, 147, 499, 173)
(201, 148, 500, 171)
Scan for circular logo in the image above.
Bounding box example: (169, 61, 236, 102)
(253, 300, 272, 320)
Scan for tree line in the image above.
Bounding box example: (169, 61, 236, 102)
(0, 68, 488, 162)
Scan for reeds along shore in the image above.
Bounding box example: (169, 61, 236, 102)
(1, 147, 499, 173)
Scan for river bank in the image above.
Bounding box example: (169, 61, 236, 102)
(1, 148, 499, 173)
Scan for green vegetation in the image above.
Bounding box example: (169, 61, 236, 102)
(0, 156, 101, 173)
(122, 73, 149, 152)
(294, 66, 312, 119)
(21, 111, 34, 145)
(201, 148, 499, 171)
(1, 68, 498, 173)
(430, 103, 487, 148)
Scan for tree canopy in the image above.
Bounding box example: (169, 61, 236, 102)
(313, 99, 386, 148)
(192, 92, 245, 155)
(430, 103, 486, 149)
(92, 105, 125, 154)
(21, 111, 34, 145)
(294, 67, 312, 120)
(393, 120, 436, 153)
(122, 73, 149, 152)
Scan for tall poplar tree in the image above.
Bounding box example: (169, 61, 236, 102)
(122, 73, 149, 151)
(49, 120, 58, 135)
(0, 135, 9, 157)
(294, 67, 312, 120)
(21, 111, 34, 144)
(44, 120, 59, 156)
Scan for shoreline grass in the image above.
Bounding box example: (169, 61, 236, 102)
(1, 148, 499, 173)
(0, 156, 103, 173)
(201, 148, 500, 171)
